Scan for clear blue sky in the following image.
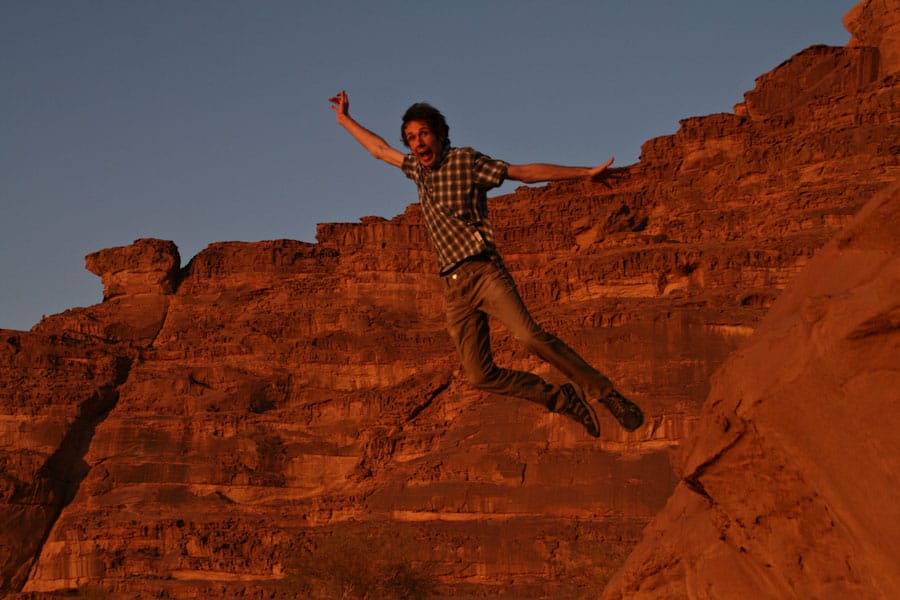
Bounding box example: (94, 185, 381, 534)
(1, 1, 855, 331)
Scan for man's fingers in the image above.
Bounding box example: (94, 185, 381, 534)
(586, 157, 616, 181)
(328, 91, 349, 117)
(328, 91, 350, 117)
(589, 159, 625, 186)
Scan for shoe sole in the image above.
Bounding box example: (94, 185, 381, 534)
(570, 383, 601, 438)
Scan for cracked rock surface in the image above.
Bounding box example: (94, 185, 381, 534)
(2, 1, 899, 597)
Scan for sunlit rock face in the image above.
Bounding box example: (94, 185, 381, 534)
(2, 1, 898, 597)
(603, 1, 900, 598)
(603, 182, 900, 600)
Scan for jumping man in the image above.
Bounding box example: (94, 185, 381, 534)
(328, 90, 643, 437)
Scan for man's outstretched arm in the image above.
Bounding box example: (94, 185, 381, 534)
(507, 157, 615, 183)
(329, 91, 404, 168)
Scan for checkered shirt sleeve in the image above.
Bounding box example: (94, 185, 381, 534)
(402, 147, 508, 272)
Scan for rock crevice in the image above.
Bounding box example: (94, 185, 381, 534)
(1, 2, 898, 597)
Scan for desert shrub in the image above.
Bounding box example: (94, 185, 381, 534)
(282, 528, 436, 600)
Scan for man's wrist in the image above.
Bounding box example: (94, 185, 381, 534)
(335, 112, 352, 127)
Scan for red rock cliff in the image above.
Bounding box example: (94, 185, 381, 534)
(603, 1, 900, 597)
(1, 1, 898, 597)
(602, 181, 900, 600)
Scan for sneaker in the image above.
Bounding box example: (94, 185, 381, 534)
(600, 388, 643, 431)
(556, 383, 600, 438)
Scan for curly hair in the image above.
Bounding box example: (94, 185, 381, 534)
(401, 102, 450, 148)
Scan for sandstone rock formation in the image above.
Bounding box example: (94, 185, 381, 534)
(601, 2, 900, 597)
(1, 1, 898, 597)
(847, 0, 900, 75)
(602, 181, 900, 599)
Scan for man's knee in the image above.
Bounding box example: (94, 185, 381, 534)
(462, 362, 498, 389)
(519, 328, 554, 354)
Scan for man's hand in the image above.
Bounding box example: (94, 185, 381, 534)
(588, 157, 625, 188)
(328, 90, 404, 167)
(588, 157, 615, 181)
(329, 90, 350, 120)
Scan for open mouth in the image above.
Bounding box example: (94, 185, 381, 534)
(416, 148, 434, 164)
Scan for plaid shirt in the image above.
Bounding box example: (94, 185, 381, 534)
(402, 147, 508, 273)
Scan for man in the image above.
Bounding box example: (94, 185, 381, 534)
(328, 90, 643, 437)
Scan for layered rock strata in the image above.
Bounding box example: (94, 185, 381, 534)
(1, 1, 898, 597)
(602, 181, 900, 600)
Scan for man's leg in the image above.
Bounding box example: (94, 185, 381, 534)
(443, 260, 601, 436)
(475, 260, 644, 431)
(444, 276, 558, 407)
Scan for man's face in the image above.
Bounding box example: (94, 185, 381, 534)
(403, 120, 443, 168)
